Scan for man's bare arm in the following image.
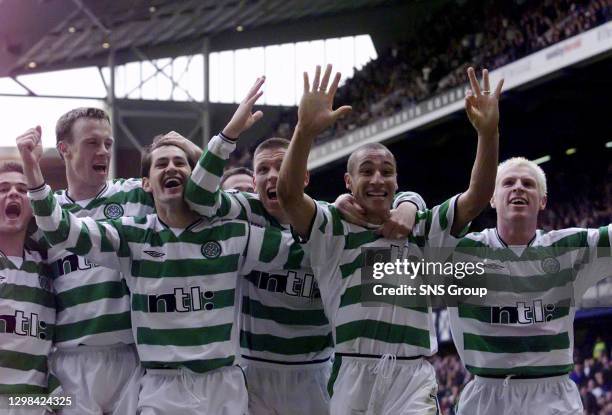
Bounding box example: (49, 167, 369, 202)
(277, 64, 351, 237)
(453, 67, 504, 235)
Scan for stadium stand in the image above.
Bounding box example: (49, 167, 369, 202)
(224, 0, 611, 170)
(278, 0, 612, 145)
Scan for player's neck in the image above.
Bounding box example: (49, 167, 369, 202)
(497, 218, 537, 245)
(155, 200, 200, 228)
(66, 172, 106, 201)
(0, 231, 25, 257)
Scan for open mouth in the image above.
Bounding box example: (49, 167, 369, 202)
(5, 202, 21, 219)
(266, 188, 277, 201)
(366, 191, 388, 198)
(163, 177, 183, 189)
(93, 164, 107, 174)
(509, 197, 528, 206)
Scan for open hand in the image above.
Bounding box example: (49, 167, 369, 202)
(465, 67, 504, 138)
(222, 76, 265, 139)
(297, 64, 352, 138)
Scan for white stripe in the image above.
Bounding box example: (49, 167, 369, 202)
(0, 367, 46, 387)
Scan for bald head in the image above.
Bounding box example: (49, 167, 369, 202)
(347, 143, 396, 175)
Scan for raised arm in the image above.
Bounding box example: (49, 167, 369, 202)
(16, 127, 126, 271)
(277, 64, 351, 237)
(185, 77, 264, 220)
(453, 67, 504, 235)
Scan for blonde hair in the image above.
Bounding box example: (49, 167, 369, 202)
(496, 157, 547, 197)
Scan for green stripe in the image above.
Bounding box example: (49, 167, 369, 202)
(437, 198, 450, 231)
(56, 280, 129, 312)
(345, 231, 379, 250)
(463, 332, 570, 353)
(182, 181, 216, 207)
(61, 186, 153, 212)
(217, 193, 232, 217)
(131, 255, 240, 278)
(142, 356, 235, 374)
(283, 243, 305, 269)
(0, 350, 47, 373)
(415, 209, 433, 239)
(0, 283, 54, 308)
(0, 384, 48, 394)
(47, 373, 61, 394)
(121, 222, 246, 245)
(99, 224, 116, 252)
(201, 150, 225, 177)
(339, 284, 428, 311)
(340, 254, 363, 279)
(336, 319, 430, 348)
(241, 297, 329, 326)
(327, 354, 342, 397)
(455, 246, 585, 262)
(132, 289, 235, 312)
(0, 258, 41, 273)
(458, 301, 570, 323)
(259, 227, 281, 263)
(247, 197, 266, 217)
(54, 312, 131, 342)
(137, 323, 232, 346)
(598, 226, 610, 247)
(329, 206, 344, 236)
(318, 209, 329, 234)
(31, 194, 55, 217)
(459, 268, 577, 293)
(239, 330, 333, 355)
(465, 364, 574, 377)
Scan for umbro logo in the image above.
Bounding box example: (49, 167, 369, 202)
(0, 275, 5, 283)
(144, 250, 165, 258)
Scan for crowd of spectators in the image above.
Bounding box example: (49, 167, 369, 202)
(540, 161, 612, 230)
(229, 0, 611, 170)
(431, 337, 612, 414)
(270, 0, 611, 145)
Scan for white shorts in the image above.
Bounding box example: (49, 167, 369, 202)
(456, 375, 583, 415)
(243, 358, 331, 415)
(138, 365, 247, 415)
(329, 354, 439, 415)
(51, 344, 142, 415)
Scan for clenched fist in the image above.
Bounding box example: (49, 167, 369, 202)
(16, 126, 43, 168)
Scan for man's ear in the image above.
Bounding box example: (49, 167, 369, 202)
(344, 172, 352, 193)
(490, 196, 496, 209)
(57, 141, 68, 161)
(142, 177, 152, 193)
(539, 195, 547, 211)
(304, 170, 310, 188)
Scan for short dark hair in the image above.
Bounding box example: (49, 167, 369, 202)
(346, 143, 396, 174)
(56, 107, 110, 144)
(0, 161, 24, 175)
(254, 137, 290, 160)
(221, 167, 254, 188)
(140, 136, 198, 178)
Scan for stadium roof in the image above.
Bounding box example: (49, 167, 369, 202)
(0, 0, 402, 77)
